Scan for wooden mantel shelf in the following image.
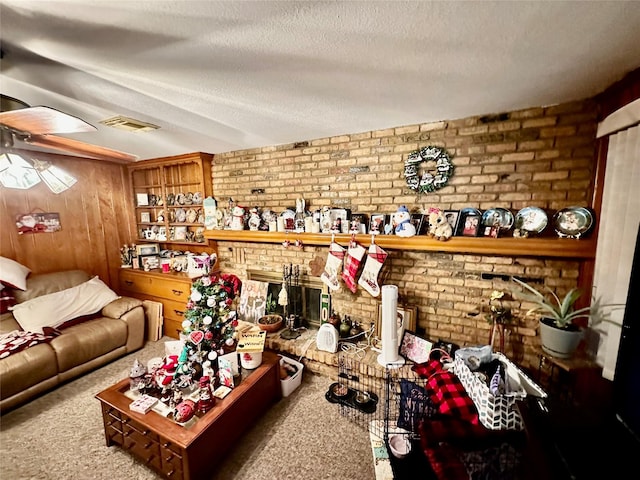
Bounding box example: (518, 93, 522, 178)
(204, 230, 596, 259)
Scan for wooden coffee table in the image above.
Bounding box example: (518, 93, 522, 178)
(96, 350, 282, 480)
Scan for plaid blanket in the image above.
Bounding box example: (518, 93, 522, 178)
(0, 329, 59, 359)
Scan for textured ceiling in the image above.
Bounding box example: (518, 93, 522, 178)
(1, 1, 639, 161)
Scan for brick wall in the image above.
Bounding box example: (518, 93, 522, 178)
(210, 99, 598, 370)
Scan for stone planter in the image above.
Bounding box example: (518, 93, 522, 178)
(539, 318, 583, 358)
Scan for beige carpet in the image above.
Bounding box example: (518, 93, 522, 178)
(0, 338, 377, 480)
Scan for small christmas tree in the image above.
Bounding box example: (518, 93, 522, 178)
(173, 273, 242, 387)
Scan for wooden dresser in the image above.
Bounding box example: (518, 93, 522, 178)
(119, 269, 192, 339)
(96, 351, 282, 480)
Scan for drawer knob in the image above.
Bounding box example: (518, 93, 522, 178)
(174, 310, 184, 316)
(125, 280, 134, 286)
(171, 289, 183, 296)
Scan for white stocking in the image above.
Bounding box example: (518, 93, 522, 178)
(321, 242, 345, 291)
(357, 244, 388, 297)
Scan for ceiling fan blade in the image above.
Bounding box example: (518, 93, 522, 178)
(25, 134, 138, 163)
(0, 106, 96, 135)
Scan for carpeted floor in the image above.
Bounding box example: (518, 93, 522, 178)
(0, 338, 378, 480)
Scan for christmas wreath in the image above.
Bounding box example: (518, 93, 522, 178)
(404, 146, 454, 193)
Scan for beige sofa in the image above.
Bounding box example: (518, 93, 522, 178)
(0, 270, 145, 413)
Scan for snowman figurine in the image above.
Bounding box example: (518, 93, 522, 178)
(230, 205, 246, 231)
(392, 205, 416, 237)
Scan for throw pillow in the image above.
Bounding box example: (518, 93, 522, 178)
(0, 257, 31, 291)
(397, 379, 435, 432)
(11, 276, 119, 334)
(0, 283, 17, 314)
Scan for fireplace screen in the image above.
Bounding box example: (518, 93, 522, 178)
(247, 269, 324, 329)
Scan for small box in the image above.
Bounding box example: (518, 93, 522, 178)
(129, 394, 158, 414)
(279, 355, 303, 397)
(454, 352, 546, 430)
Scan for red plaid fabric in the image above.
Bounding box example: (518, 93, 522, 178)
(369, 244, 388, 263)
(427, 370, 479, 423)
(412, 359, 479, 424)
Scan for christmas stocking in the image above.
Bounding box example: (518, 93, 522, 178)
(341, 240, 366, 293)
(321, 242, 346, 291)
(358, 243, 388, 297)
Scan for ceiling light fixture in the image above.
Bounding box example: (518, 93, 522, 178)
(0, 152, 77, 194)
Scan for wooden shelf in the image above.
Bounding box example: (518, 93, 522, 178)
(203, 230, 597, 259)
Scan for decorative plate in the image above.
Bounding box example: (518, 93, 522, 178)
(192, 192, 202, 205)
(553, 207, 593, 238)
(514, 207, 548, 233)
(186, 208, 197, 223)
(481, 208, 514, 230)
(175, 193, 186, 205)
(175, 208, 187, 223)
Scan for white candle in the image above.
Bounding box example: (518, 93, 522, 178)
(277, 217, 285, 232)
(304, 217, 314, 232)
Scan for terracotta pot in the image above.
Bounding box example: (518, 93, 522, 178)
(257, 314, 283, 333)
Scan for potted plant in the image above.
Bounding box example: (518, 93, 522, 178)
(511, 277, 594, 358)
(257, 294, 283, 332)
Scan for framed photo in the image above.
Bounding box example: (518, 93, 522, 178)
(135, 243, 159, 256)
(460, 213, 481, 237)
(237, 280, 270, 323)
(410, 213, 428, 235)
(350, 213, 368, 234)
(136, 193, 149, 207)
(482, 225, 499, 238)
(399, 331, 433, 364)
(140, 212, 151, 223)
(369, 213, 386, 235)
(443, 210, 460, 232)
(139, 254, 160, 271)
(376, 304, 418, 349)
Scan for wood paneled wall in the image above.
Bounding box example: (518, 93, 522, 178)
(0, 151, 134, 288)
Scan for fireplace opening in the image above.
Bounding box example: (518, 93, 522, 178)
(247, 269, 325, 329)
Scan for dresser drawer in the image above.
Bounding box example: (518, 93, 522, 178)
(163, 318, 183, 339)
(120, 270, 192, 302)
(163, 298, 188, 322)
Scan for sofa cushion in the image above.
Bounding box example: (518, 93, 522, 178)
(14, 270, 90, 304)
(50, 317, 128, 372)
(12, 276, 119, 334)
(0, 342, 58, 399)
(0, 257, 31, 291)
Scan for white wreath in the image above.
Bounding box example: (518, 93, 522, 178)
(404, 146, 454, 193)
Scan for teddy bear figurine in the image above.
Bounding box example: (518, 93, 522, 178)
(427, 208, 453, 241)
(392, 205, 416, 237)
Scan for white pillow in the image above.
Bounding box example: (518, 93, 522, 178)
(11, 276, 120, 334)
(0, 257, 31, 291)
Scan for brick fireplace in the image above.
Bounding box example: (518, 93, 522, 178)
(211, 99, 598, 372)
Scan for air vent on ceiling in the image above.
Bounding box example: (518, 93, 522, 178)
(99, 116, 159, 132)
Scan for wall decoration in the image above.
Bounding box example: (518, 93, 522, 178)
(404, 146, 454, 194)
(15, 211, 61, 234)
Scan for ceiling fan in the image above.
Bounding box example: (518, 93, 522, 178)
(0, 94, 138, 164)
